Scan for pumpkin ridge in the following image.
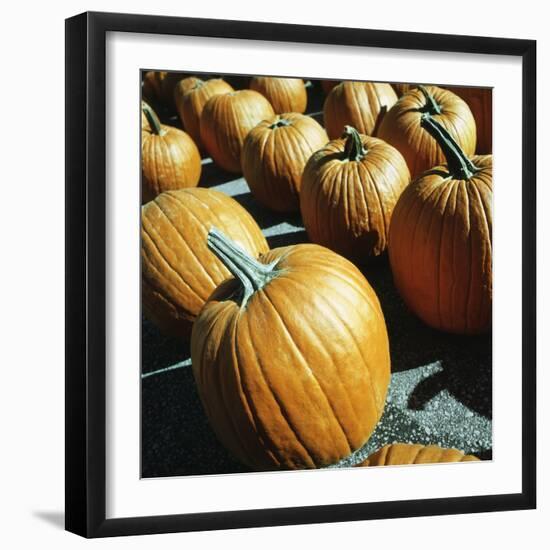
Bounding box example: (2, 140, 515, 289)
(260, 288, 354, 459)
(153, 198, 219, 289)
(364, 157, 391, 243)
(448, 183, 462, 331)
(141, 223, 205, 303)
(242, 303, 317, 468)
(284, 273, 383, 420)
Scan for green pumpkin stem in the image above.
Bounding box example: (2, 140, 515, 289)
(269, 118, 292, 129)
(207, 228, 280, 307)
(142, 102, 165, 135)
(343, 125, 367, 161)
(421, 113, 479, 180)
(418, 85, 442, 115)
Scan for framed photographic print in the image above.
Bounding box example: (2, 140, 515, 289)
(65, 11, 536, 538)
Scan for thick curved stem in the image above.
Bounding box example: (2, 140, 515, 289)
(421, 113, 479, 180)
(418, 85, 442, 115)
(342, 125, 367, 161)
(142, 102, 165, 135)
(207, 228, 280, 307)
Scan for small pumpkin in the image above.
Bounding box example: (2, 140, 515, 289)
(300, 126, 410, 262)
(250, 76, 308, 114)
(388, 114, 492, 334)
(191, 228, 391, 470)
(200, 90, 275, 173)
(378, 85, 477, 179)
(323, 81, 398, 139)
(141, 189, 268, 338)
(447, 86, 492, 154)
(356, 443, 479, 466)
(141, 103, 201, 203)
(241, 113, 329, 212)
(175, 78, 234, 150)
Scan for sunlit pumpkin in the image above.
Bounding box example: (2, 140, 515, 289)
(356, 443, 479, 466)
(191, 228, 391, 470)
(250, 76, 308, 114)
(323, 81, 397, 139)
(200, 90, 275, 173)
(141, 103, 201, 203)
(300, 126, 410, 262)
(141, 189, 268, 338)
(388, 113, 492, 334)
(241, 113, 328, 212)
(378, 85, 477, 179)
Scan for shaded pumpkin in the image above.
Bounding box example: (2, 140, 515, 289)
(323, 81, 398, 139)
(191, 228, 391, 471)
(447, 85, 492, 154)
(355, 443, 480, 466)
(241, 113, 329, 212)
(321, 80, 340, 95)
(142, 71, 163, 105)
(388, 114, 492, 334)
(378, 85, 477, 179)
(141, 103, 201, 203)
(175, 78, 234, 150)
(141, 189, 269, 338)
(159, 71, 192, 111)
(250, 76, 308, 114)
(391, 82, 417, 97)
(200, 90, 275, 173)
(300, 126, 410, 262)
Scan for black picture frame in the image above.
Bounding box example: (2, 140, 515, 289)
(65, 11, 536, 538)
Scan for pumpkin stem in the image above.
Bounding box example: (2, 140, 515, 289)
(421, 113, 479, 180)
(207, 228, 280, 307)
(342, 125, 367, 161)
(269, 118, 292, 129)
(418, 85, 442, 115)
(142, 102, 165, 135)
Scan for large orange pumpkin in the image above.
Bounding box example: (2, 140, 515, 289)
(447, 86, 492, 154)
(141, 103, 201, 203)
(249, 76, 308, 114)
(378, 85, 477, 179)
(191, 228, 391, 470)
(172, 76, 203, 115)
(175, 78, 234, 151)
(141, 189, 269, 338)
(300, 126, 410, 262)
(323, 81, 398, 139)
(200, 90, 275, 173)
(388, 114, 492, 334)
(356, 443, 479, 466)
(241, 113, 328, 212)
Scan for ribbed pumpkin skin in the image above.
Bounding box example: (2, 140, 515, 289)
(388, 155, 492, 334)
(142, 71, 163, 104)
(300, 134, 410, 262)
(391, 83, 415, 97)
(448, 86, 492, 154)
(175, 79, 234, 150)
(141, 189, 269, 337)
(323, 81, 398, 139)
(141, 124, 202, 203)
(356, 443, 480, 466)
(378, 86, 477, 179)
(321, 80, 340, 95)
(191, 244, 391, 470)
(200, 90, 275, 173)
(250, 77, 308, 114)
(241, 113, 329, 212)
(172, 76, 203, 114)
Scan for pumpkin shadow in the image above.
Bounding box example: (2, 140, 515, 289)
(141, 365, 247, 477)
(199, 158, 239, 188)
(266, 229, 309, 249)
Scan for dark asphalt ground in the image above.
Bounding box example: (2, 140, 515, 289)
(141, 80, 492, 478)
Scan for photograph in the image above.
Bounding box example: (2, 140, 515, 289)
(140, 72, 493, 477)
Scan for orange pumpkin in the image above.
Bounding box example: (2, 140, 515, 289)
(321, 80, 340, 95)
(142, 71, 163, 105)
(175, 78, 234, 150)
(300, 126, 410, 262)
(388, 114, 492, 334)
(200, 90, 275, 173)
(356, 443, 479, 466)
(378, 85, 477, 179)
(191, 228, 391, 470)
(141, 189, 269, 338)
(158, 71, 191, 111)
(447, 86, 492, 154)
(391, 82, 416, 97)
(323, 81, 398, 139)
(250, 76, 308, 114)
(141, 103, 201, 203)
(241, 113, 329, 212)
